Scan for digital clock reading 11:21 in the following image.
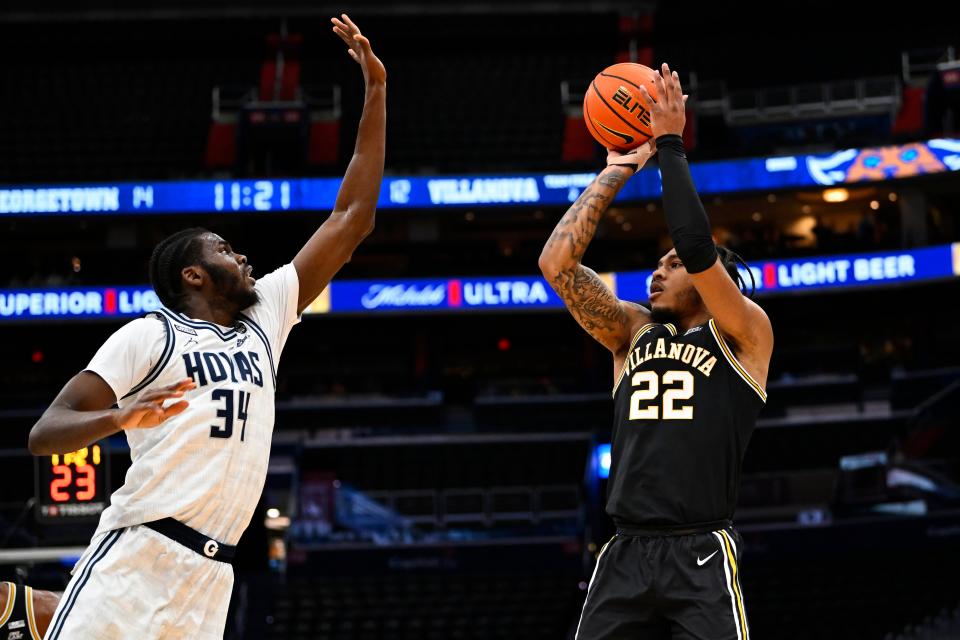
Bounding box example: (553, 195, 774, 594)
(214, 181, 291, 211)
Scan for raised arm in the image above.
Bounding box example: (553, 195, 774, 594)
(638, 64, 773, 382)
(539, 144, 656, 355)
(292, 14, 386, 314)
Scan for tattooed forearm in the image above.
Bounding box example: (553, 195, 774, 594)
(542, 168, 628, 264)
(551, 265, 628, 334)
(541, 188, 606, 262)
(539, 166, 636, 352)
(598, 172, 626, 190)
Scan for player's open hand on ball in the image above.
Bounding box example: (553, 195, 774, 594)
(332, 14, 386, 86)
(116, 378, 196, 431)
(637, 63, 688, 139)
(607, 140, 657, 174)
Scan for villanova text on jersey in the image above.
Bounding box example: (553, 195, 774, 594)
(616, 331, 719, 386)
(607, 320, 766, 528)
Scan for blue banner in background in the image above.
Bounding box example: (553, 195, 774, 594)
(328, 275, 563, 313)
(2, 139, 958, 216)
(614, 244, 960, 302)
(330, 277, 449, 313)
(2, 244, 957, 321)
(0, 286, 161, 320)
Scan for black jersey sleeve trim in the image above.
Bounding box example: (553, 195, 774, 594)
(238, 313, 277, 387)
(708, 319, 766, 402)
(121, 313, 174, 401)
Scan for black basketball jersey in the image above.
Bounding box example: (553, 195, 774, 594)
(607, 320, 766, 527)
(0, 582, 42, 640)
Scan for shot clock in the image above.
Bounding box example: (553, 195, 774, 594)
(35, 442, 110, 523)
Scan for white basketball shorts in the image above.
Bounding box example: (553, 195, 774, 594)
(45, 525, 234, 639)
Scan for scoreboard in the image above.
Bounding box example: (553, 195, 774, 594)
(1, 138, 958, 217)
(35, 443, 110, 523)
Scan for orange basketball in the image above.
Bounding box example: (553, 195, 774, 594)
(583, 63, 659, 152)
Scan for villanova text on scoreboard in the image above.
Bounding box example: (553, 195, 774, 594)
(4, 138, 960, 215)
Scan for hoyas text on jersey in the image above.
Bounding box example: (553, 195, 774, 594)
(182, 351, 264, 388)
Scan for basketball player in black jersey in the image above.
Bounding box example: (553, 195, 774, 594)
(0, 581, 59, 639)
(540, 63, 772, 640)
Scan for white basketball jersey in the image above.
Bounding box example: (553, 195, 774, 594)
(84, 264, 300, 545)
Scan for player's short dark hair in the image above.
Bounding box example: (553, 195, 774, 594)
(716, 245, 756, 298)
(149, 227, 209, 311)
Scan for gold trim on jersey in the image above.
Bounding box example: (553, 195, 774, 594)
(707, 319, 766, 402)
(0, 582, 15, 627)
(612, 323, 658, 397)
(25, 586, 41, 640)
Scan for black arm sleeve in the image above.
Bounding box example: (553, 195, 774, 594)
(656, 134, 718, 274)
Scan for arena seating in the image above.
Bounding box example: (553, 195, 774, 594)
(1, 60, 251, 179)
(887, 601, 960, 640)
(3, 12, 947, 181)
(2, 10, 958, 640)
(267, 571, 582, 640)
(0, 15, 615, 181)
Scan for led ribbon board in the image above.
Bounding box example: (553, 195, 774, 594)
(2, 245, 958, 321)
(2, 139, 958, 216)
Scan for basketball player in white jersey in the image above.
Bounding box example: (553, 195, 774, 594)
(27, 15, 384, 639)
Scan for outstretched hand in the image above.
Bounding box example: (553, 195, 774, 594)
(116, 378, 196, 431)
(292, 13, 385, 315)
(636, 63, 688, 139)
(331, 14, 386, 86)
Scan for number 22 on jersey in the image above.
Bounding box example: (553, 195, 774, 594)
(628, 370, 694, 420)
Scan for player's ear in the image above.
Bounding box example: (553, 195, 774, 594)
(181, 265, 204, 289)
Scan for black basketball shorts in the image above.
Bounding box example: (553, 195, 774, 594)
(575, 525, 750, 640)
